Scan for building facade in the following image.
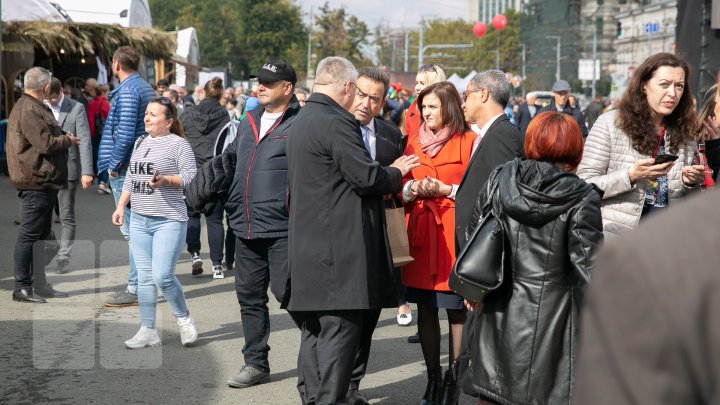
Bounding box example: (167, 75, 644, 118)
(469, 0, 523, 23)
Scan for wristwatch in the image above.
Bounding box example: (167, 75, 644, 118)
(108, 169, 119, 177)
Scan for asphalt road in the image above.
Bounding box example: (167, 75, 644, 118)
(0, 174, 474, 405)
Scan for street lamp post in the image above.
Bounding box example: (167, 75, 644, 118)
(419, 43, 474, 69)
(547, 35, 561, 82)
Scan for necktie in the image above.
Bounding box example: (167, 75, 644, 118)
(361, 126, 372, 156)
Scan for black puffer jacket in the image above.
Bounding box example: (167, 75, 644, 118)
(181, 98, 230, 166)
(225, 98, 301, 239)
(467, 159, 603, 405)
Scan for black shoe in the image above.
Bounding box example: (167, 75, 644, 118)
(420, 367, 443, 405)
(56, 260, 70, 274)
(438, 362, 460, 405)
(13, 288, 47, 303)
(408, 331, 421, 343)
(347, 389, 370, 405)
(34, 283, 69, 298)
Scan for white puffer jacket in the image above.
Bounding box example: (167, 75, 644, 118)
(576, 110, 698, 238)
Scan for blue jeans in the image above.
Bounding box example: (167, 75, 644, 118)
(130, 213, 189, 328)
(109, 171, 137, 294)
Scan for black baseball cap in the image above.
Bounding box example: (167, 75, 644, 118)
(250, 61, 297, 84)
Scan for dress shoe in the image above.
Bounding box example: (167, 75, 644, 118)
(347, 389, 370, 405)
(56, 260, 70, 274)
(420, 367, 443, 405)
(12, 288, 47, 303)
(408, 331, 421, 343)
(438, 362, 460, 405)
(34, 283, 69, 298)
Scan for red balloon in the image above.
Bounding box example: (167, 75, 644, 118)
(492, 14, 508, 31)
(472, 21, 486, 37)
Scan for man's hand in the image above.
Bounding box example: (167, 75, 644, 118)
(81, 175, 93, 190)
(66, 132, 80, 146)
(390, 155, 420, 176)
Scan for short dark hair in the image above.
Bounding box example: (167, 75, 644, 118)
(157, 79, 169, 87)
(48, 77, 62, 95)
(417, 81, 469, 136)
(113, 46, 140, 72)
(357, 67, 390, 100)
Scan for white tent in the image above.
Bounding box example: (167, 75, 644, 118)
(1, 0, 67, 22)
(174, 28, 200, 87)
(52, 0, 152, 28)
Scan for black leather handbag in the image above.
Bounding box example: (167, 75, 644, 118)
(449, 174, 506, 303)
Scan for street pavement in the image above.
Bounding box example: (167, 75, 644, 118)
(0, 175, 474, 405)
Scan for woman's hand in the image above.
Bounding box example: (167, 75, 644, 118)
(149, 173, 171, 189)
(415, 176, 452, 198)
(111, 207, 124, 226)
(464, 299, 480, 312)
(703, 116, 720, 141)
(628, 158, 673, 183)
(682, 164, 706, 186)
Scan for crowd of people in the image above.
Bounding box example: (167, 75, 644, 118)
(6, 43, 720, 405)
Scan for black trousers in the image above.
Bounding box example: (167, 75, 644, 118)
(350, 308, 381, 391)
(234, 237, 290, 372)
(291, 309, 372, 405)
(14, 189, 57, 291)
(186, 201, 229, 265)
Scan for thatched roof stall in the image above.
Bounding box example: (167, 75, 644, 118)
(0, 21, 176, 118)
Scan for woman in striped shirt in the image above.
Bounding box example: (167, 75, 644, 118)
(112, 97, 198, 349)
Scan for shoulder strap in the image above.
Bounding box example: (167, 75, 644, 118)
(134, 134, 148, 150)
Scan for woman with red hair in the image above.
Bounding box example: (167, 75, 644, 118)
(463, 111, 604, 405)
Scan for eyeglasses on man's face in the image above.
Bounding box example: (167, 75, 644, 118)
(355, 87, 382, 106)
(462, 89, 483, 102)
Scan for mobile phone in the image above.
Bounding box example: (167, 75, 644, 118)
(654, 153, 678, 164)
(152, 170, 160, 182)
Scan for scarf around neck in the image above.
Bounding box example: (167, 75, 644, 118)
(418, 122, 453, 158)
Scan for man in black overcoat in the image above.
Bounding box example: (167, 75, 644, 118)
(286, 57, 418, 405)
(455, 70, 525, 253)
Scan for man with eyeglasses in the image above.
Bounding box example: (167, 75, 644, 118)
(456, 70, 524, 254)
(97, 46, 157, 307)
(286, 57, 419, 405)
(346, 67, 406, 404)
(223, 60, 301, 389)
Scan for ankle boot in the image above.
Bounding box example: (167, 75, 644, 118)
(419, 367, 443, 405)
(438, 362, 460, 405)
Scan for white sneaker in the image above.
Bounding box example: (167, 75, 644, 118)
(191, 252, 203, 277)
(212, 265, 224, 279)
(124, 326, 161, 349)
(177, 315, 198, 346)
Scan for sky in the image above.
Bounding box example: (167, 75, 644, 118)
(296, 0, 469, 29)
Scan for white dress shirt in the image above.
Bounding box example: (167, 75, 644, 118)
(360, 120, 377, 160)
(44, 93, 64, 122)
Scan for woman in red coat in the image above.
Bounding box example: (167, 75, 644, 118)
(402, 81, 476, 405)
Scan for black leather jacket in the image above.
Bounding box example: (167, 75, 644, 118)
(466, 159, 603, 405)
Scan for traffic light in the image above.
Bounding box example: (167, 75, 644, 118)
(616, 21, 622, 37)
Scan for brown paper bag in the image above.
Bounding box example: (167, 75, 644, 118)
(385, 206, 414, 267)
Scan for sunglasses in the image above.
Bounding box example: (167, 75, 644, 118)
(419, 64, 438, 72)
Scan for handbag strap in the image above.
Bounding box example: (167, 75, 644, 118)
(482, 168, 502, 218)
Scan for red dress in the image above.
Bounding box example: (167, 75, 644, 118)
(401, 130, 476, 292)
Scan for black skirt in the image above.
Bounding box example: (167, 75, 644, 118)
(405, 287, 464, 310)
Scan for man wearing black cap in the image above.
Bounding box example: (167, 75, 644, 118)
(538, 79, 588, 137)
(223, 60, 301, 389)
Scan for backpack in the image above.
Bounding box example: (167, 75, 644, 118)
(94, 108, 106, 138)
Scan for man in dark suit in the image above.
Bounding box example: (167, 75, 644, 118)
(346, 67, 406, 404)
(45, 78, 94, 275)
(537, 80, 588, 137)
(286, 56, 418, 405)
(514, 93, 538, 136)
(456, 70, 524, 253)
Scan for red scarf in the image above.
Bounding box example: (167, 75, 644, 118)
(418, 123, 453, 158)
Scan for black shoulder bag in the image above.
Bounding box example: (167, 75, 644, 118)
(448, 173, 507, 303)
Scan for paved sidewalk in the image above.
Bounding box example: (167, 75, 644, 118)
(0, 175, 473, 404)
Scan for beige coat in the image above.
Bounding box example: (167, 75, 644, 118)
(576, 110, 698, 238)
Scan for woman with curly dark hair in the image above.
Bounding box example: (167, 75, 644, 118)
(577, 53, 705, 237)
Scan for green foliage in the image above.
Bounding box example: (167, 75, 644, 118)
(149, 0, 307, 79)
(312, 2, 373, 67)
